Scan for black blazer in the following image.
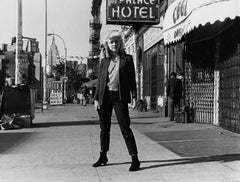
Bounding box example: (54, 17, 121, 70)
(166, 77, 183, 101)
(94, 54, 137, 105)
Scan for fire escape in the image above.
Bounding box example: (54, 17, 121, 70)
(88, 17, 102, 78)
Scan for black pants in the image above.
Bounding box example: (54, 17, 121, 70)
(168, 97, 180, 120)
(98, 90, 138, 155)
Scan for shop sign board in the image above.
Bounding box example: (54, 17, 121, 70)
(125, 35, 135, 54)
(30, 40, 39, 53)
(106, 0, 160, 25)
(50, 81, 63, 105)
(50, 91, 63, 105)
(143, 16, 163, 51)
(163, 0, 240, 45)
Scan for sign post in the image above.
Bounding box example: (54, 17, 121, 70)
(49, 81, 63, 105)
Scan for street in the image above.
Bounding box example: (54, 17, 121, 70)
(0, 104, 239, 182)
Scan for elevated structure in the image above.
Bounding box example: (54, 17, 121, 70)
(48, 36, 60, 68)
(88, 17, 102, 77)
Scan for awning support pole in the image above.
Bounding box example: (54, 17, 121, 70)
(213, 36, 220, 125)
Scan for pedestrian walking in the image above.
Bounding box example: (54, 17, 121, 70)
(82, 85, 89, 106)
(92, 30, 140, 171)
(79, 92, 84, 105)
(167, 72, 183, 121)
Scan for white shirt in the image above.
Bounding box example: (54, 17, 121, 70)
(107, 56, 120, 91)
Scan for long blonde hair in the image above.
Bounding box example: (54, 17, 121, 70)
(102, 30, 126, 59)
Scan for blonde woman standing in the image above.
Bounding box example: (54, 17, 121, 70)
(93, 30, 140, 172)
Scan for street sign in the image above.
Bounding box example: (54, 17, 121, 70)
(50, 91, 63, 105)
(106, 0, 160, 25)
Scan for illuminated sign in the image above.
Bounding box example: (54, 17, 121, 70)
(106, 0, 160, 25)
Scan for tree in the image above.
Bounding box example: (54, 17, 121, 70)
(52, 61, 89, 93)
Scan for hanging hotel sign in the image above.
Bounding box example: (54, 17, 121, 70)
(106, 0, 160, 25)
(162, 0, 240, 45)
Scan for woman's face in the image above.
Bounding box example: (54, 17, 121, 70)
(107, 37, 121, 53)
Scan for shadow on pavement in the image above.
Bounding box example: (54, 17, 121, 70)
(131, 116, 164, 120)
(0, 132, 33, 154)
(140, 154, 240, 170)
(106, 154, 240, 171)
(32, 120, 100, 128)
(131, 122, 157, 125)
(135, 130, 240, 157)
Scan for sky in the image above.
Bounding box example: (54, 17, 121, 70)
(0, 0, 120, 59)
(1, 1, 235, 59)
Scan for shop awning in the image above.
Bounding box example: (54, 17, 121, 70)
(163, 0, 240, 45)
(82, 79, 98, 88)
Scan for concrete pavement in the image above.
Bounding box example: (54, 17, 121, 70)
(0, 104, 239, 182)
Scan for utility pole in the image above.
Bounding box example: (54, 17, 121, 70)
(42, 0, 48, 109)
(15, 0, 23, 85)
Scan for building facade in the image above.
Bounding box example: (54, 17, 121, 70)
(163, 0, 240, 133)
(98, 0, 240, 133)
(123, 0, 167, 115)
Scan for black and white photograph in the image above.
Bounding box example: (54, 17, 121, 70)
(0, 0, 240, 181)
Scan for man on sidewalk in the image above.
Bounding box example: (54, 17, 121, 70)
(167, 72, 183, 121)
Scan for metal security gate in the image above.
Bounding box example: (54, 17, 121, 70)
(151, 54, 157, 110)
(185, 61, 214, 124)
(219, 44, 240, 133)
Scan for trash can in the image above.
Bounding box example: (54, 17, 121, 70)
(0, 85, 35, 127)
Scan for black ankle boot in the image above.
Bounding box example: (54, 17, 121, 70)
(129, 155, 140, 171)
(92, 152, 108, 167)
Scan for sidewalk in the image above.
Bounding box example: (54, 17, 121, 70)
(0, 104, 239, 182)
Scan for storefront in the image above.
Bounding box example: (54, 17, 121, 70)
(141, 16, 167, 115)
(163, 0, 240, 132)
